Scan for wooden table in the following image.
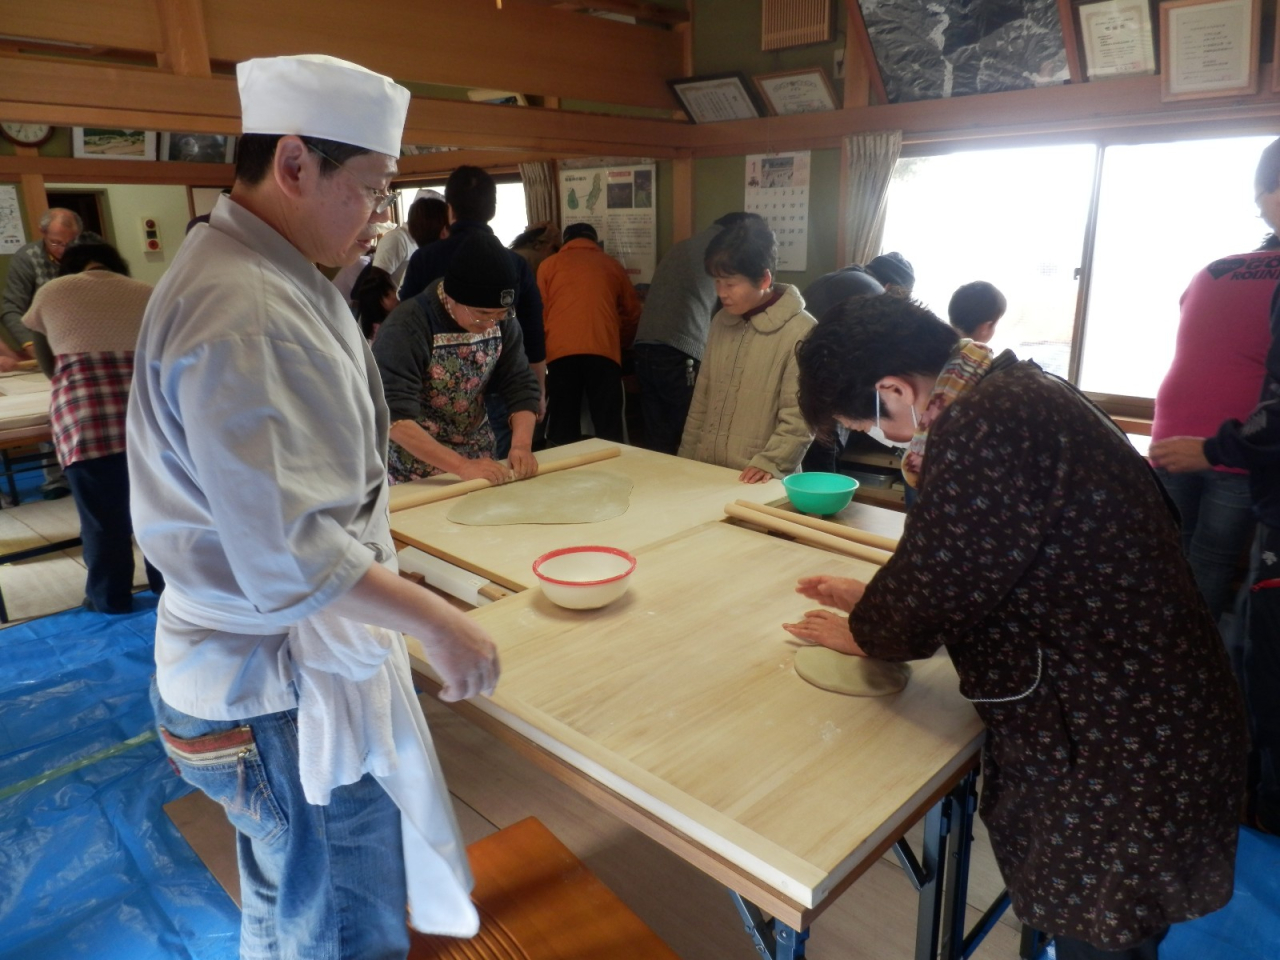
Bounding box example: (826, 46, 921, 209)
(395, 443, 992, 959)
(390, 439, 789, 591)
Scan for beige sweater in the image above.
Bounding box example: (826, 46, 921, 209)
(22, 270, 152, 354)
(678, 283, 815, 477)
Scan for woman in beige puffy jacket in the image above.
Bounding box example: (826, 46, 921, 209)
(677, 216, 815, 482)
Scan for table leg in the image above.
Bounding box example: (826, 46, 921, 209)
(729, 891, 810, 960)
(941, 770, 978, 957)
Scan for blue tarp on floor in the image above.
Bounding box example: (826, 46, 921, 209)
(0, 597, 238, 960)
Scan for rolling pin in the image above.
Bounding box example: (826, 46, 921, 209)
(391, 445, 622, 511)
(724, 501, 894, 566)
(731, 499, 899, 553)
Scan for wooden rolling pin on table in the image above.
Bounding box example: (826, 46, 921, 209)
(390, 445, 621, 511)
(724, 500, 896, 566)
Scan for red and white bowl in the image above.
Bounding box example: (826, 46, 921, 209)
(532, 546, 637, 610)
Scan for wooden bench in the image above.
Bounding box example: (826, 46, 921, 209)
(410, 817, 681, 960)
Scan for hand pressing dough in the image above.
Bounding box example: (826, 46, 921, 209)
(794, 645, 911, 697)
(447, 470, 634, 525)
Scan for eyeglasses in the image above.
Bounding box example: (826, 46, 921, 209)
(306, 143, 398, 215)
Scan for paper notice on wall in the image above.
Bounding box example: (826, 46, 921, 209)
(745, 152, 810, 272)
(559, 164, 656, 283)
(0, 186, 27, 255)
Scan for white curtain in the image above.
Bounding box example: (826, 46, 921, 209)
(842, 131, 902, 266)
(519, 161, 556, 227)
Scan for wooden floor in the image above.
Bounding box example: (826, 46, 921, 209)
(173, 689, 1026, 959)
(0, 493, 149, 626)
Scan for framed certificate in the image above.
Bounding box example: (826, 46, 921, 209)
(1160, 0, 1260, 101)
(753, 68, 839, 115)
(667, 73, 762, 123)
(1078, 0, 1157, 78)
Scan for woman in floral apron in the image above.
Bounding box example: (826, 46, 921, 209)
(374, 232, 541, 485)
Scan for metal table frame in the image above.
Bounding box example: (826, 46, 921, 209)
(729, 768, 1012, 960)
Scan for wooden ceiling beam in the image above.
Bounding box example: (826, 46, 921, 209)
(153, 0, 212, 78)
(200, 0, 684, 111)
(0, 54, 697, 156)
(0, 0, 163, 53)
(0, 155, 232, 186)
(534, 0, 690, 25)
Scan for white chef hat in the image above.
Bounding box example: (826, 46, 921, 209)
(236, 54, 411, 158)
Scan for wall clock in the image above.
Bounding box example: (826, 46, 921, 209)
(1, 123, 55, 147)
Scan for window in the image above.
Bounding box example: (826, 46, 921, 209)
(392, 178, 528, 246)
(881, 134, 1274, 402)
(1078, 136, 1275, 399)
(882, 145, 1096, 378)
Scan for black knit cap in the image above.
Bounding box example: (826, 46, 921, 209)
(443, 232, 518, 310)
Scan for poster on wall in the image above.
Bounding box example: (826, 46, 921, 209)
(558, 163, 657, 284)
(745, 152, 810, 273)
(0, 185, 26, 254)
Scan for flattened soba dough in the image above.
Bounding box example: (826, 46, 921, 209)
(446, 470, 634, 525)
(794, 645, 911, 697)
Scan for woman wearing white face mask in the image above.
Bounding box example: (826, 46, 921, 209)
(783, 295, 1246, 960)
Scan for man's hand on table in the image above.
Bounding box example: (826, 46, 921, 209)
(739, 466, 773, 484)
(455, 456, 514, 485)
(508, 446, 539, 480)
(0, 356, 16, 373)
(423, 610, 501, 702)
(1149, 436, 1211, 473)
(782, 609, 868, 656)
(795, 574, 866, 613)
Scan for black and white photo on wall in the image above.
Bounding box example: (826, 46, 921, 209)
(854, 0, 1071, 102)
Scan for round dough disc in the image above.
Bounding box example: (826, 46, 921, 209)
(446, 470, 634, 525)
(794, 645, 911, 697)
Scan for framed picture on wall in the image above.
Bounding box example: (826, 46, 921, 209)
(1077, 0, 1158, 78)
(1159, 0, 1260, 100)
(160, 132, 236, 163)
(753, 68, 839, 115)
(71, 128, 156, 161)
(667, 73, 762, 123)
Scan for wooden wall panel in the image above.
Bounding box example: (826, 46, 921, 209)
(201, 0, 685, 111)
(0, 56, 697, 157)
(0, 0, 163, 52)
(688, 69, 1280, 155)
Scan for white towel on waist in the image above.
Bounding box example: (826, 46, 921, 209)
(289, 608, 480, 937)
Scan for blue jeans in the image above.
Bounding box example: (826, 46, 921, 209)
(151, 682, 409, 960)
(1156, 468, 1255, 620)
(1246, 524, 1280, 833)
(633, 343, 698, 456)
(65, 452, 164, 613)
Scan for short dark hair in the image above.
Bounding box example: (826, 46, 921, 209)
(947, 281, 1007, 335)
(407, 196, 448, 247)
(1257, 138, 1280, 196)
(445, 165, 497, 223)
(233, 134, 372, 187)
(352, 264, 397, 340)
(712, 211, 759, 229)
(59, 241, 130, 278)
(704, 216, 777, 282)
(562, 222, 598, 244)
(795, 296, 958, 440)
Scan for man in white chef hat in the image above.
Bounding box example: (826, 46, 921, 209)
(127, 55, 497, 957)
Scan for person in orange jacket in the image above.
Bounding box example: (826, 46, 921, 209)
(537, 222, 641, 445)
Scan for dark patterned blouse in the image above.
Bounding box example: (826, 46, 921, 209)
(851, 356, 1247, 950)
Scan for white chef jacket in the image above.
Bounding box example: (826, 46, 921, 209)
(128, 195, 395, 721)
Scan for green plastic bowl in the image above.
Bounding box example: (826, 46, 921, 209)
(782, 472, 859, 515)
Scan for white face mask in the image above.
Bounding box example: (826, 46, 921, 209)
(867, 389, 917, 448)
